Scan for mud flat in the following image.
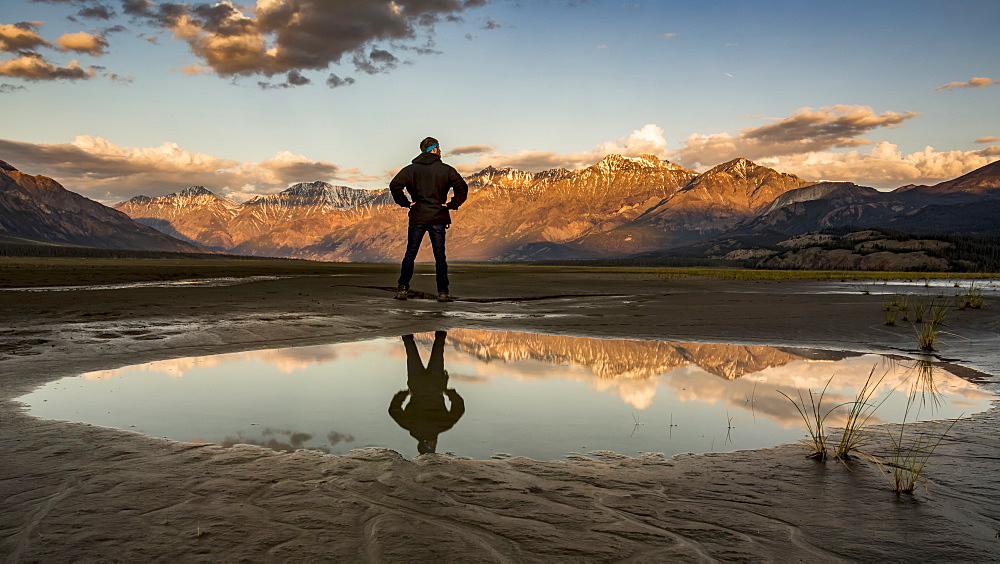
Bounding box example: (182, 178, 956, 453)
(2, 263, 998, 561)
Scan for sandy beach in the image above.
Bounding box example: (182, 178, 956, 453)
(2, 263, 998, 561)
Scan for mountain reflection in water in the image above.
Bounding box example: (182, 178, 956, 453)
(22, 329, 992, 461)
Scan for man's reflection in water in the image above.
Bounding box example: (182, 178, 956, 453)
(389, 331, 465, 454)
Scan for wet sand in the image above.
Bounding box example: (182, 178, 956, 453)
(2, 263, 999, 561)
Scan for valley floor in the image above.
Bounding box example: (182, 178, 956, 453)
(1, 264, 998, 561)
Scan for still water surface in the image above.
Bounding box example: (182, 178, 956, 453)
(22, 330, 992, 460)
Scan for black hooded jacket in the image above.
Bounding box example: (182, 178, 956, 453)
(389, 152, 469, 225)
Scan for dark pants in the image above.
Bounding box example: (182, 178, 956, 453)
(397, 223, 448, 294)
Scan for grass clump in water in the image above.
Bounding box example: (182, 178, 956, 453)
(957, 281, 985, 310)
(878, 413, 960, 494)
(915, 321, 940, 351)
(778, 377, 839, 460)
(909, 298, 949, 351)
(930, 300, 949, 326)
(883, 295, 902, 325)
(833, 367, 889, 461)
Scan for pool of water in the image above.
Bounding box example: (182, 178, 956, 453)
(20, 330, 993, 461)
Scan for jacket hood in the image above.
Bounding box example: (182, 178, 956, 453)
(411, 152, 441, 165)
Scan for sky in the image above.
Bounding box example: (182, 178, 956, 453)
(1, 0, 998, 204)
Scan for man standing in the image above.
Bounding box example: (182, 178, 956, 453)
(389, 137, 468, 302)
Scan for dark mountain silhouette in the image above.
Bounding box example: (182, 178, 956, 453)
(733, 182, 908, 236)
(0, 160, 207, 253)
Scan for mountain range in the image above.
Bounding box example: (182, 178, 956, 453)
(113, 155, 1000, 265)
(2, 153, 998, 269)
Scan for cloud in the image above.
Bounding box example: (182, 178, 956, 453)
(671, 105, 919, 169)
(446, 145, 493, 156)
(461, 124, 670, 173)
(459, 113, 997, 189)
(0, 22, 51, 52)
(935, 76, 998, 91)
(352, 48, 401, 75)
(757, 142, 999, 188)
(0, 54, 97, 81)
(0, 135, 378, 203)
(975, 136, 1000, 144)
(286, 69, 310, 85)
(325, 73, 355, 88)
(482, 19, 501, 29)
(56, 31, 109, 55)
(658, 32, 675, 39)
(115, 0, 488, 82)
(669, 106, 996, 187)
(0, 83, 26, 93)
(78, 5, 116, 19)
(257, 69, 312, 89)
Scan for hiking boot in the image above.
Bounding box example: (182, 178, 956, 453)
(436, 293, 454, 303)
(394, 286, 409, 300)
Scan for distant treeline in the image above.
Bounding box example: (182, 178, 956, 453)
(818, 228, 1000, 272)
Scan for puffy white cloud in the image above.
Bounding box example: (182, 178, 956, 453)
(935, 76, 998, 91)
(0, 135, 377, 203)
(56, 31, 110, 55)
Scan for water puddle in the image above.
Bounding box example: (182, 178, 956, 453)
(20, 330, 993, 461)
(816, 278, 1000, 297)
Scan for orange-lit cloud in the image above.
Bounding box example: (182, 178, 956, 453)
(119, 0, 487, 85)
(0, 22, 50, 52)
(0, 54, 96, 81)
(671, 105, 918, 169)
(460, 123, 671, 173)
(459, 106, 997, 188)
(56, 31, 109, 55)
(0, 135, 378, 203)
(935, 76, 998, 91)
(462, 107, 920, 175)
